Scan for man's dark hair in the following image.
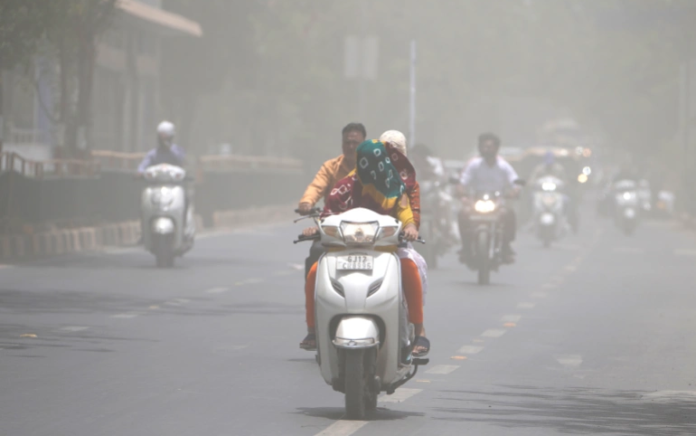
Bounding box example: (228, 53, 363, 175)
(342, 122, 367, 138)
(478, 132, 501, 147)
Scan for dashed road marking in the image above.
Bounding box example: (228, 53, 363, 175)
(675, 249, 696, 256)
(59, 326, 89, 332)
(451, 355, 468, 360)
(564, 265, 577, 272)
(458, 345, 484, 355)
(426, 365, 460, 375)
(314, 420, 368, 436)
(164, 299, 190, 306)
(481, 329, 507, 338)
(379, 388, 422, 403)
(272, 270, 296, 277)
(613, 247, 645, 254)
(501, 314, 521, 323)
(556, 354, 583, 368)
(205, 287, 229, 294)
(415, 379, 431, 383)
(111, 312, 143, 319)
(235, 278, 263, 286)
(517, 302, 536, 309)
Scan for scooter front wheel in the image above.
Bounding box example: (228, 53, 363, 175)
(344, 348, 377, 419)
(154, 235, 175, 268)
(476, 231, 490, 285)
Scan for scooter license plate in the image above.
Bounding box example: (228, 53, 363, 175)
(337, 255, 373, 271)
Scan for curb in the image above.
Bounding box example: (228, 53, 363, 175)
(0, 206, 293, 261)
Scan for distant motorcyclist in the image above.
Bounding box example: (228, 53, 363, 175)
(529, 151, 567, 182)
(138, 121, 185, 173)
(458, 133, 521, 263)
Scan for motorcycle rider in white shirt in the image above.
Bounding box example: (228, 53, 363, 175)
(458, 133, 521, 264)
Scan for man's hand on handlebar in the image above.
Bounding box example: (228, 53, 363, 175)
(297, 202, 313, 216)
(402, 223, 419, 242)
(302, 227, 319, 237)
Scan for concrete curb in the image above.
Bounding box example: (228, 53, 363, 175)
(0, 206, 294, 261)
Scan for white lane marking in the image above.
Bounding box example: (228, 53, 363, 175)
(556, 354, 583, 368)
(314, 420, 368, 436)
(59, 326, 89, 332)
(235, 278, 263, 286)
(481, 329, 507, 338)
(426, 365, 460, 375)
(205, 287, 229, 294)
(379, 388, 422, 403)
(641, 391, 696, 402)
(501, 314, 521, 323)
(288, 263, 304, 271)
(111, 312, 143, 319)
(675, 249, 696, 256)
(564, 265, 577, 272)
(531, 292, 548, 298)
(165, 298, 190, 306)
(517, 302, 536, 309)
(458, 345, 484, 355)
(613, 247, 645, 254)
(272, 270, 296, 277)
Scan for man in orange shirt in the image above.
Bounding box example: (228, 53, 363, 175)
(298, 123, 366, 276)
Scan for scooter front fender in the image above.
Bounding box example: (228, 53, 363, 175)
(333, 316, 380, 349)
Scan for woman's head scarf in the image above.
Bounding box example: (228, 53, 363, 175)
(355, 140, 406, 211)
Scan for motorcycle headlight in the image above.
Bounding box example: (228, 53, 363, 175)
(622, 191, 637, 201)
(474, 200, 496, 214)
(340, 222, 379, 246)
(541, 182, 557, 192)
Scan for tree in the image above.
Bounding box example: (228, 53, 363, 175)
(0, 1, 60, 142)
(45, 0, 117, 156)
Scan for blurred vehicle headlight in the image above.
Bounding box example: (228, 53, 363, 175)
(474, 200, 496, 214)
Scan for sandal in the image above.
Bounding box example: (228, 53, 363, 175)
(412, 336, 430, 358)
(299, 333, 317, 351)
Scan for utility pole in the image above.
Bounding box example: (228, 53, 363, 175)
(408, 40, 416, 148)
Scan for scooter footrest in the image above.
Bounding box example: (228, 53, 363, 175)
(413, 358, 430, 366)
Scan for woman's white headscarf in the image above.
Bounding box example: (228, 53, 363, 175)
(379, 130, 407, 156)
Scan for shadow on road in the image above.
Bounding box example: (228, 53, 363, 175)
(296, 406, 425, 422)
(432, 385, 696, 435)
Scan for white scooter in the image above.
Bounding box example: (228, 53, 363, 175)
(296, 208, 429, 419)
(532, 176, 568, 247)
(141, 164, 195, 267)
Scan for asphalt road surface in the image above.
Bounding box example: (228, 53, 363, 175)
(1, 208, 695, 436)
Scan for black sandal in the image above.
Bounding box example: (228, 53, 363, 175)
(300, 333, 317, 351)
(412, 336, 430, 358)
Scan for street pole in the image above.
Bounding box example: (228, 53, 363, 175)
(409, 39, 416, 148)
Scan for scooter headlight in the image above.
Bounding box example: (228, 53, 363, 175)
(541, 182, 557, 191)
(622, 191, 637, 201)
(340, 222, 379, 246)
(474, 200, 496, 214)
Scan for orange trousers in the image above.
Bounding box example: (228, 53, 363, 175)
(305, 258, 424, 329)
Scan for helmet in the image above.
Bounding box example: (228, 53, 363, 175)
(379, 130, 407, 156)
(157, 121, 175, 139)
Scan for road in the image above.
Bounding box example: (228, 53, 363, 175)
(1, 207, 695, 436)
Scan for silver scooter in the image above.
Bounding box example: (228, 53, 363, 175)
(141, 164, 195, 267)
(296, 207, 429, 419)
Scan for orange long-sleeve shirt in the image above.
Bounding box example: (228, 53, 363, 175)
(299, 155, 353, 206)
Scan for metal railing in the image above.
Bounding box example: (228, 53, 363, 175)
(0, 152, 99, 178)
